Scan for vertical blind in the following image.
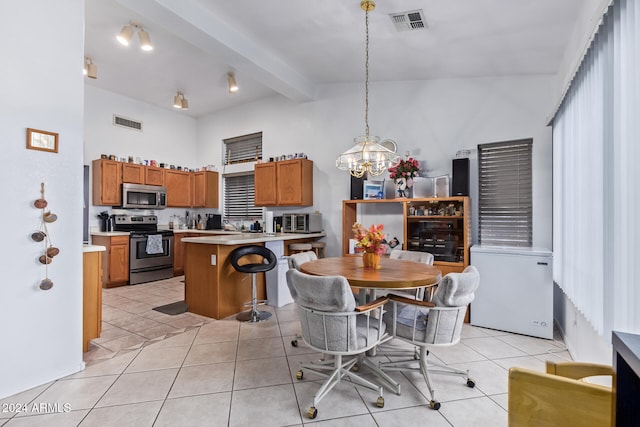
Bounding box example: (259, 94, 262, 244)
(552, 0, 640, 337)
(477, 139, 533, 246)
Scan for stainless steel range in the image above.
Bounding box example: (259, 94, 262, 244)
(113, 215, 174, 285)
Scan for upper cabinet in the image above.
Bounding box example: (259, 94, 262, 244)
(92, 159, 121, 206)
(165, 169, 192, 207)
(92, 159, 219, 208)
(254, 162, 277, 206)
(192, 171, 219, 208)
(145, 167, 164, 186)
(121, 163, 144, 184)
(255, 159, 313, 206)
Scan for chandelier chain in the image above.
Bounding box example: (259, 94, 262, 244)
(364, 8, 370, 138)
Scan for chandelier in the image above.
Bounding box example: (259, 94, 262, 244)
(336, 0, 400, 178)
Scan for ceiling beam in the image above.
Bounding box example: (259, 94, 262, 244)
(116, 0, 315, 103)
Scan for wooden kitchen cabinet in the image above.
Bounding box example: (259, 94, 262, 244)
(145, 166, 164, 186)
(173, 232, 198, 276)
(254, 162, 278, 206)
(92, 159, 122, 206)
(83, 250, 102, 352)
(165, 169, 192, 207)
(122, 163, 144, 184)
(92, 235, 129, 287)
(192, 171, 219, 208)
(254, 159, 313, 206)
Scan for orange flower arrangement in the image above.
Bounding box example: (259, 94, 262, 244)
(352, 222, 386, 255)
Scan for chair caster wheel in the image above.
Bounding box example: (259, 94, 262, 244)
(296, 370, 303, 380)
(467, 379, 476, 388)
(376, 396, 384, 408)
(307, 407, 317, 419)
(291, 340, 298, 347)
(430, 400, 441, 410)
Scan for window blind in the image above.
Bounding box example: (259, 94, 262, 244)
(224, 132, 262, 165)
(477, 139, 533, 247)
(223, 173, 262, 220)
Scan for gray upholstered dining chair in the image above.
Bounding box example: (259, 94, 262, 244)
(385, 249, 435, 300)
(378, 265, 480, 410)
(286, 250, 318, 348)
(286, 268, 389, 419)
(286, 250, 317, 270)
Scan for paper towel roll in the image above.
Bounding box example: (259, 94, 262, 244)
(265, 211, 274, 234)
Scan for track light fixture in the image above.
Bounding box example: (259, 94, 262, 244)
(227, 72, 238, 93)
(173, 92, 189, 110)
(117, 22, 153, 51)
(83, 56, 97, 79)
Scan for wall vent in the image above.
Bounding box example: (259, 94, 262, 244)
(389, 9, 427, 32)
(113, 114, 143, 131)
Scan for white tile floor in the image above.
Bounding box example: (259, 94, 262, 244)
(0, 277, 571, 426)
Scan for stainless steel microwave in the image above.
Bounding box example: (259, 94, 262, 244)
(121, 183, 167, 209)
(282, 213, 322, 233)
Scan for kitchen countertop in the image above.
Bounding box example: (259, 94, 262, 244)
(91, 231, 131, 237)
(83, 244, 106, 252)
(168, 228, 241, 235)
(181, 232, 326, 245)
(90, 229, 241, 237)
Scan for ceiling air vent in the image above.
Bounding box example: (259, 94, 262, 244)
(389, 9, 427, 32)
(113, 114, 143, 131)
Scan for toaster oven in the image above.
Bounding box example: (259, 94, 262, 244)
(282, 213, 323, 233)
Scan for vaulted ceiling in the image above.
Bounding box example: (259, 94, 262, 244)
(84, 0, 583, 117)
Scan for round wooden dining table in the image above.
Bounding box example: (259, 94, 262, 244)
(299, 256, 442, 293)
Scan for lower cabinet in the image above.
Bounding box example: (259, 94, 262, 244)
(92, 235, 130, 288)
(174, 233, 198, 276)
(83, 251, 102, 352)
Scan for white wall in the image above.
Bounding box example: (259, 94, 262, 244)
(84, 86, 215, 228)
(0, 0, 85, 399)
(197, 76, 554, 256)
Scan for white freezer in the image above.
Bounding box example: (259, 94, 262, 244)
(470, 245, 553, 339)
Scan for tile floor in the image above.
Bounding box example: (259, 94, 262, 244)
(0, 277, 571, 426)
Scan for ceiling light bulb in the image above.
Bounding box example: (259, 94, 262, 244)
(116, 24, 134, 46)
(173, 93, 183, 109)
(181, 98, 189, 110)
(227, 73, 238, 93)
(138, 29, 153, 51)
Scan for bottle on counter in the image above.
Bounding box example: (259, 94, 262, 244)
(169, 215, 174, 230)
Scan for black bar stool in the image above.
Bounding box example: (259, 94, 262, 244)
(229, 245, 277, 322)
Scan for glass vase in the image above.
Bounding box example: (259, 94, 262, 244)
(362, 252, 381, 269)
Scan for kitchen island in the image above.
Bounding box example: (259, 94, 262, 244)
(182, 232, 325, 319)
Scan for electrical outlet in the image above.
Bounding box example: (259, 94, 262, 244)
(211, 254, 216, 265)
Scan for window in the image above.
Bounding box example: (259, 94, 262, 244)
(223, 173, 262, 220)
(224, 132, 262, 165)
(222, 132, 263, 221)
(552, 0, 640, 336)
(477, 139, 533, 247)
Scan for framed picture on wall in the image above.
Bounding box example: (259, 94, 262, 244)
(363, 180, 384, 199)
(26, 128, 58, 153)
